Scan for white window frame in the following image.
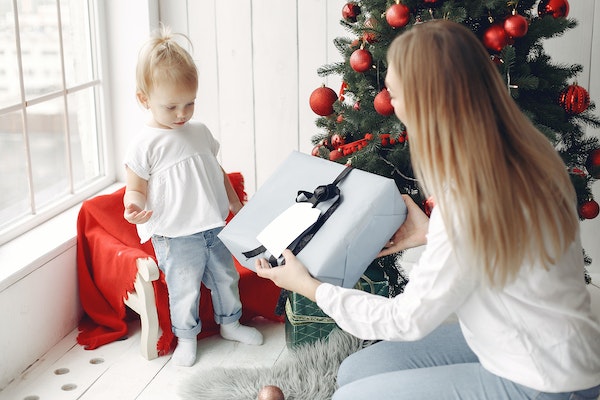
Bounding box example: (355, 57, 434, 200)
(0, 0, 114, 245)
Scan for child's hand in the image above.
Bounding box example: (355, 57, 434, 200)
(124, 203, 153, 224)
(230, 201, 243, 216)
(255, 250, 322, 302)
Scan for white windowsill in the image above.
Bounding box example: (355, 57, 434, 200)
(0, 183, 125, 292)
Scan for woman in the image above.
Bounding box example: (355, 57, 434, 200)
(256, 20, 600, 399)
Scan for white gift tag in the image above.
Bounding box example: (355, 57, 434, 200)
(256, 202, 321, 258)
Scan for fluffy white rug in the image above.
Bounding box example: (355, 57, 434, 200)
(178, 328, 367, 400)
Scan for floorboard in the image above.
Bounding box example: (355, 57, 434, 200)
(2, 275, 599, 400)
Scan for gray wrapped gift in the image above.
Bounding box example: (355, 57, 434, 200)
(218, 151, 406, 288)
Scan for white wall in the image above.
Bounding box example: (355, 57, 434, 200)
(153, 0, 600, 273)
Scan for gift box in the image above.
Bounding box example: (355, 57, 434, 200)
(285, 263, 390, 348)
(218, 151, 406, 288)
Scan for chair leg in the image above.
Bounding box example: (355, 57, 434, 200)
(124, 257, 160, 360)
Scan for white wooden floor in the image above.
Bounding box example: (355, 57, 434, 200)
(2, 274, 600, 400)
(0, 317, 288, 400)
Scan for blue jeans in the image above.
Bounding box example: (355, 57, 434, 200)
(151, 227, 242, 339)
(334, 323, 600, 400)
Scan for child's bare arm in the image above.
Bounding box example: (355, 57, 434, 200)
(124, 166, 153, 224)
(222, 167, 243, 215)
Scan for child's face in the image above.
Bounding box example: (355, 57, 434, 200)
(142, 82, 197, 129)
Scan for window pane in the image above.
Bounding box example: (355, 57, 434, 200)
(0, 111, 31, 229)
(18, 0, 62, 98)
(60, 0, 93, 87)
(0, 3, 21, 108)
(27, 97, 69, 208)
(68, 88, 101, 189)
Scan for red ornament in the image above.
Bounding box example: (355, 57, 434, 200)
(423, 196, 435, 217)
(586, 148, 600, 179)
(312, 144, 322, 156)
(309, 85, 338, 116)
(385, 3, 410, 28)
(363, 18, 379, 43)
(330, 133, 346, 149)
(374, 88, 395, 116)
(504, 13, 528, 38)
(339, 81, 348, 102)
(483, 24, 509, 52)
(342, 2, 361, 23)
(350, 48, 373, 72)
(538, 0, 569, 18)
(559, 84, 590, 115)
(329, 148, 343, 161)
(579, 199, 600, 220)
(353, 101, 361, 111)
(257, 385, 285, 400)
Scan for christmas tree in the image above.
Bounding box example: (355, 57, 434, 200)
(309, 0, 600, 286)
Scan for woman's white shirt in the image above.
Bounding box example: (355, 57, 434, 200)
(315, 206, 600, 392)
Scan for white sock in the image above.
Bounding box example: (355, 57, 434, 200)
(171, 337, 197, 367)
(220, 321, 263, 345)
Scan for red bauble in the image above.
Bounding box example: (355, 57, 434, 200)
(538, 0, 569, 18)
(311, 144, 322, 156)
(385, 3, 410, 28)
(309, 85, 338, 116)
(363, 18, 379, 43)
(350, 48, 373, 72)
(483, 24, 509, 52)
(257, 385, 285, 400)
(579, 199, 600, 220)
(342, 2, 361, 23)
(504, 13, 528, 38)
(559, 84, 590, 115)
(330, 133, 346, 149)
(586, 148, 600, 179)
(423, 196, 435, 217)
(374, 88, 395, 116)
(329, 148, 343, 161)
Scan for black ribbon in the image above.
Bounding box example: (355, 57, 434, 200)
(242, 166, 353, 315)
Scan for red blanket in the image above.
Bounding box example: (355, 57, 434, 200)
(76, 174, 283, 355)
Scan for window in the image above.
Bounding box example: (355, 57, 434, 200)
(0, 0, 109, 244)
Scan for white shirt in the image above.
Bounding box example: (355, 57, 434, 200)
(124, 121, 229, 243)
(315, 206, 600, 392)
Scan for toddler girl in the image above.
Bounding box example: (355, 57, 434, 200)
(123, 26, 262, 367)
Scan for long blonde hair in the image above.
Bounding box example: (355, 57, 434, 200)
(388, 20, 579, 287)
(136, 25, 198, 99)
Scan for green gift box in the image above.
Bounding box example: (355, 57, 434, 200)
(285, 263, 390, 348)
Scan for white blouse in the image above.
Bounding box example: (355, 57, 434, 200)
(315, 206, 600, 392)
(124, 121, 229, 243)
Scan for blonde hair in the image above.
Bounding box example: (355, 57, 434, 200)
(387, 20, 579, 287)
(136, 25, 198, 99)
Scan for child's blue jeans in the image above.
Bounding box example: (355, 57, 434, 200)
(334, 323, 600, 399)
(151, 227, 242, 339)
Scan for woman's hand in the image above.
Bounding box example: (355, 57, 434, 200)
(378, 194, 429, 257)
(255, 250, 322, 302)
